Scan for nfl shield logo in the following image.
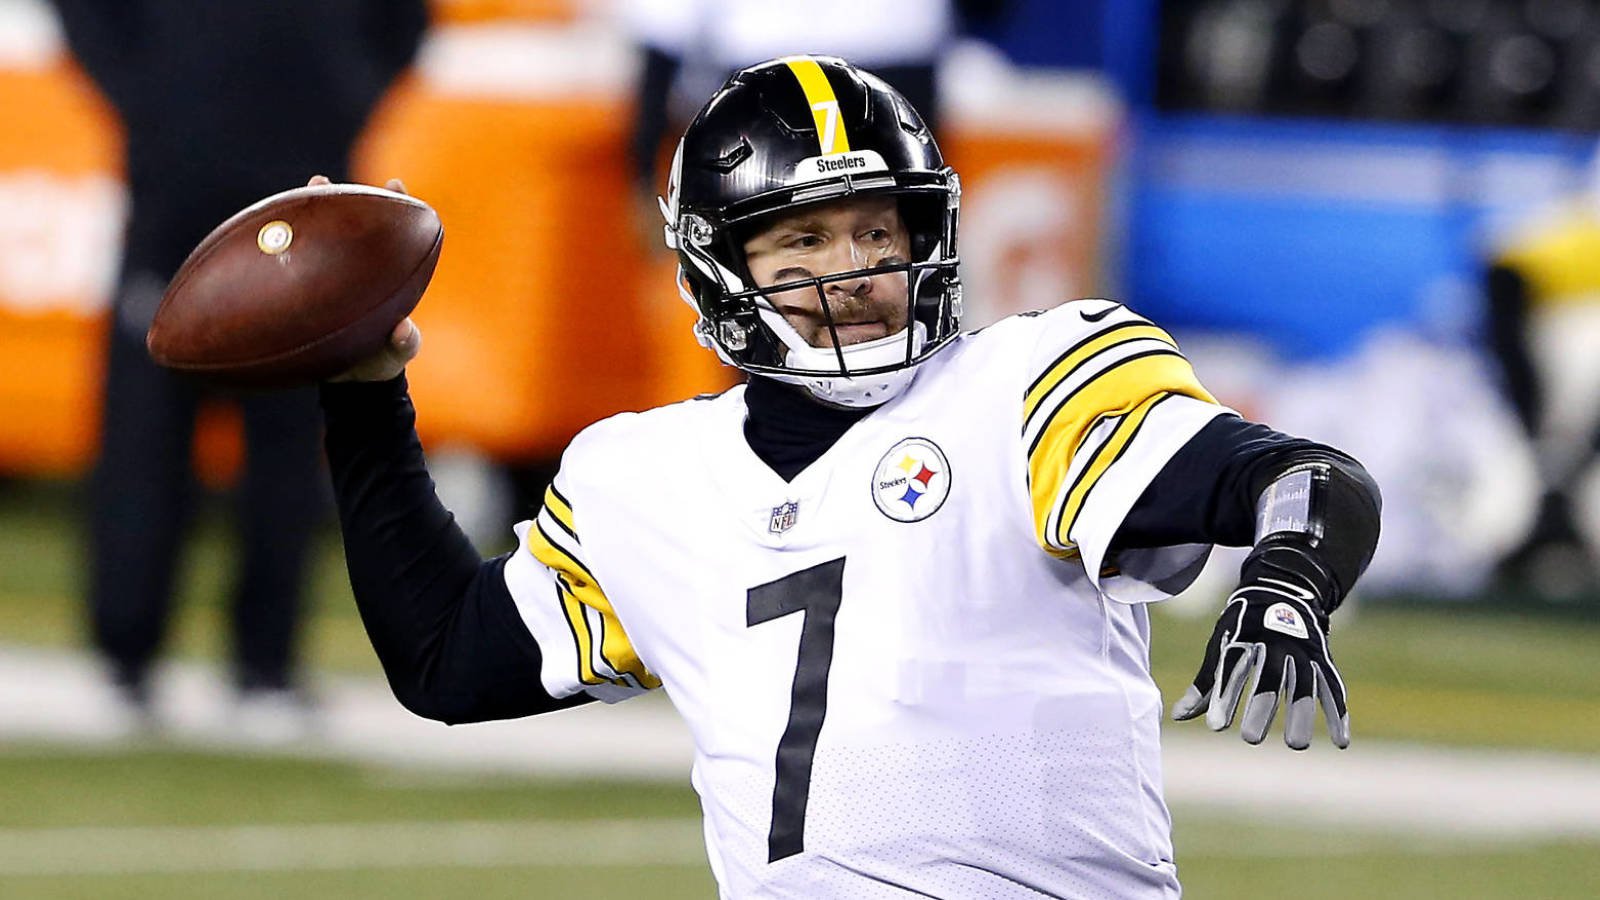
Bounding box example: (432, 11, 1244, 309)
(768, 500, 800, 534)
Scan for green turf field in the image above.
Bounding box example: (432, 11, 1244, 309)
(0, 748, 1594, 899)
(0, 748, 716, 899)
(3, 481, 1599, 898)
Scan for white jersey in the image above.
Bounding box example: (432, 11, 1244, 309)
(503, 300, 1227, 898)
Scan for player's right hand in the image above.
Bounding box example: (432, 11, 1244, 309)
(327, 316, 422, 383)
(309, 174, 425, 383)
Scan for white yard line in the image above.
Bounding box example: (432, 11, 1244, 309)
(0, 643, 696, 779)
(0, 817, 1550, 878)
(4, 644, 1600, 841)
(0, 819, 708, 876)
(1164, 736, 1600, 840)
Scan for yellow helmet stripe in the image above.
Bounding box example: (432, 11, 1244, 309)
(782, 56, 851, 155)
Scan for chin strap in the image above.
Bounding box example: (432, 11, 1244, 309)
(789, 366, 919, 408)
(769, 320, 930, 408)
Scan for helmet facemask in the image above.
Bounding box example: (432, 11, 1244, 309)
(661, 55, 964, 407)
(671, 182, 963, 408)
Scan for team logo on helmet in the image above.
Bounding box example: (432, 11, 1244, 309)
(871, 437, 951, 523)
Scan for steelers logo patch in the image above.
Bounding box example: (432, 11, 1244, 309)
(871, 437, 951, 523)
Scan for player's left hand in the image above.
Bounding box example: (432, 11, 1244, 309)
(1171, 580, 1350, 750)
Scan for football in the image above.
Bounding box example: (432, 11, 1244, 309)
(146, 182, 443, 387)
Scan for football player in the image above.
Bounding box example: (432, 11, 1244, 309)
(320, 56, 1380, 898)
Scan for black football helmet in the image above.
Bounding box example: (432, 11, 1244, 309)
(661, 55, 962, 407)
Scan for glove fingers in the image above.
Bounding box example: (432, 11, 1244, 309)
(1313, 661, 1352, 749)
(1316, 652, 1350, 719)
(1171, 684, 1209, 721)
(1281, 660, 1316, 750)
(1206, 643, 1261, 732)
(1241, 649, 1291, 745)
(1171, 607, 1234, 722)
(1188, 621, 1228, 695)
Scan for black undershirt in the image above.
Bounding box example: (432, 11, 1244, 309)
(322, 374, 1374, 724)
(741, 376, 870, 481)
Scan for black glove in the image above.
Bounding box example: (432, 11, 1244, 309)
(1171, 576, 1350, 750)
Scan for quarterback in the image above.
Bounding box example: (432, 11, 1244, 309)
(321, 57, 1380, 898)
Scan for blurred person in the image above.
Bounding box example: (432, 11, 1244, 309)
(53, 0, 428, 737)
(1483, 143, 1600, 602)
(318, 58, 1380, 896)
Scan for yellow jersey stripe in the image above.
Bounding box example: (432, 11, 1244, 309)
(528, 521, 613, 686)
(1028, 351, 1211, 481)
(529, 520, 623, 685)
(1026, 348, 1184, 459)
(527, 510, 661, 690)
(1022, 323, 1180, 423)
(592, 602, 664, 690)
(555, 581, 609, 686)
(783, 56, 850, 154)
(1027, 352, 1214, 549)
(543, 485, 577, 539)
(574, 578, 661, 688)
(1053, 392, 1171, 549)
(1024, 320, 1146, 401)
(528, 516, 597, 586)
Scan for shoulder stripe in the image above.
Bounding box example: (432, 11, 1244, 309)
(530, 519, 622, 687)
(553, 582, 612, 687)
(588, 604, 660, 690)
(540, 503, 579, 545)
(1027, 350, 1213, 550)
(1023, 323, 1177, 422)
(527, 482, 663, 692)
(548, 482, 573, 514)
(543, 486, 578, 541)
(531, 519, 662, 690)
(579, 587, 662, 689)
(591, 607, 622, 683)
(1025, 348, 1184, 458)
(1023, 318, 1149, 399)
(1052, 392, 1172, 549)
(529, 518, 597, 586)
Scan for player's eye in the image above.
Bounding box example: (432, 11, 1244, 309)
(788, 234, 824, 250)
(862, 228, 890, 243)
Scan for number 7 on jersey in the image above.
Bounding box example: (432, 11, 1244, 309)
(746, 557, 846, 863)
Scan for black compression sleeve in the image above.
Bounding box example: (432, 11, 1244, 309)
(1115, 415, 1326, 550)
(320, 375, 592, 724)
(1240, 449, 1381, 613)
(1115, 415, 1381, 611)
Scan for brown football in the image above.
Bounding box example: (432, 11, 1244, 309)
(146, 183, 443, 388)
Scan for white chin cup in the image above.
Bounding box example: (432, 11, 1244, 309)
(762, 312, 929, 408)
